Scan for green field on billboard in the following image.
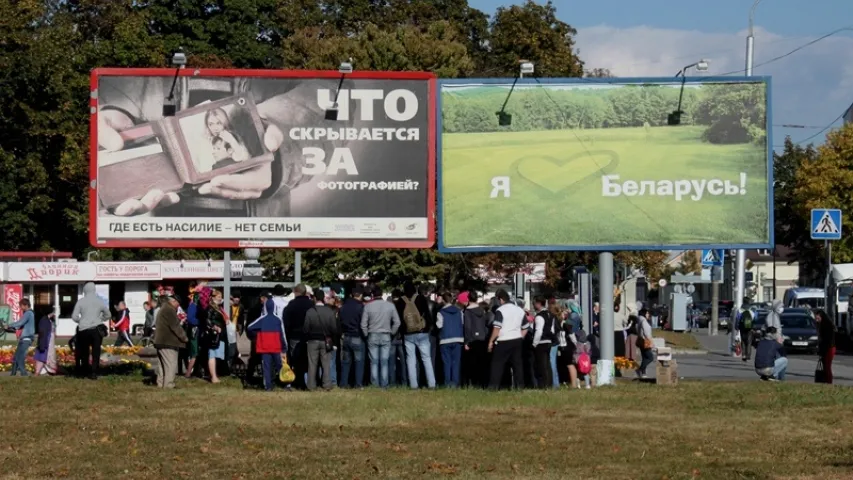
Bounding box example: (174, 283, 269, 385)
(438, 79, 771, 251)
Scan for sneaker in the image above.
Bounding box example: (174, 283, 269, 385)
(585, 385, 592, 390)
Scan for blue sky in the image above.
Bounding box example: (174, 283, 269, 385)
(469, 0, 853, 148)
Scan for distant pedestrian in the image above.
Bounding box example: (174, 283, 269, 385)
(488, 289, 529, 389)
(754, 327, 787, 381)
(154, 294, 188, 389)
(636, 309, 654, 379)
(361, 286, 401, 388)
(71, 282, 112, 379)
(34, 307, 57, 376)
(339, 287, 366, 388)
(736, 297, 755, 362)
(814, 309, 836, 384)
(436, 292, 464, 388)
(9, 299, 36, 377)
(304, 289, 338, 391)
(112, 301, 133, 347)
(247, 298, 288, 391)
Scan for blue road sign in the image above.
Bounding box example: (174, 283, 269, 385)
(701, 249, 725, 267)
(811, 209, 842, 240)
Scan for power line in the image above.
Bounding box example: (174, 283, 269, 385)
(778, 112, 846, 147)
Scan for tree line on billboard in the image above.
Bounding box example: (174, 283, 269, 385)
(0, 0, 844, 287)
(441, 83, 767, 145)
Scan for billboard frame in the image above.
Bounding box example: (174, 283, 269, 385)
(436, 75, 774, 253)
(89, 68, 437, 249)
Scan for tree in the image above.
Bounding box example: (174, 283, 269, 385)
(792, 123, 853, 277)
(677, 251, 701, 274)
(486, 0, 584, 78)
(774, 137, 817, 254)
(693, 83, 767, 145)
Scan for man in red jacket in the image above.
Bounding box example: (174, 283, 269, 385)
(112, 301, 133, 347)
(247, 298, 288, 391)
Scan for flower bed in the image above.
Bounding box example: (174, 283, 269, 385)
(0, 345, 149, 375)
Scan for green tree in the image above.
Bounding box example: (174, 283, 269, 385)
(486, 0, 584, 77)
(693, 83, 767, 145)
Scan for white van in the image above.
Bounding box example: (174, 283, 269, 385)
(782, 287, 826, 309)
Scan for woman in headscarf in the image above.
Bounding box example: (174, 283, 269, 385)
(34, 308, 57, 376)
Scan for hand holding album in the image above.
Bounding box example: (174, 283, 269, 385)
(97, 93, 275, 212)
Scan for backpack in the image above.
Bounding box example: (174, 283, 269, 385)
(402, 294, 426, 333)
(577, 352, 592, 375)
(740, 309, 753, 330)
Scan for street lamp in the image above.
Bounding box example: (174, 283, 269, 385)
(745, 0, 762, 76)
(668, 60, 710, 126)
(496, 60, 534, 127)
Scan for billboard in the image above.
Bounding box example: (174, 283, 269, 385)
(437, 77, 772, 252)
(90, 68, 435, 249)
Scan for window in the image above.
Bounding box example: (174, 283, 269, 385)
(780, 315, 814, 329)
(59, 284, 79, 318)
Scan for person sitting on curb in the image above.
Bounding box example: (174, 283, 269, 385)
(754, 327, 787, 382)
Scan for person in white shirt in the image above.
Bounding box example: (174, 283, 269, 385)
(488, 289, 529, 389)
(531, 296, 557, 389)
(271, 284, 289, 320)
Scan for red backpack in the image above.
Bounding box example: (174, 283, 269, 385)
(577, 352, 592, 375)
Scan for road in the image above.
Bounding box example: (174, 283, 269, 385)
(667, 331, 853, 385)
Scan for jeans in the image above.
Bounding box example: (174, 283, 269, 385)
(639, 348, 654, 376)
(404, 333, 436, 389)
(549, 345, 559, 388)
(11, 338, 33, 376)
(340, 336, 365, 388)
(388, 340, 407, 386)
(367, 333, 392, 388)
(757, 357, 788, 380)
(440, 342, 463, 388)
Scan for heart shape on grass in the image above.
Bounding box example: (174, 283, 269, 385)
(511, 149, 620, 198)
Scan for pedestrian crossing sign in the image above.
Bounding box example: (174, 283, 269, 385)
(811, 209, 842, 240)
(701, 249, 724, 267)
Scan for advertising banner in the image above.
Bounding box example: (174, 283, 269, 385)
(90, 68, 436, 248)
(437, 77, 772, 252)
(2, 284, 23, 323)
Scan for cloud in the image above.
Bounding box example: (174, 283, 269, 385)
(575, 25, 853, 147)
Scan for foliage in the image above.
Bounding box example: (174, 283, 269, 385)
(693, 83, 767, 145)
(677, 250, 701, 275)
(792, 123, 853, 277)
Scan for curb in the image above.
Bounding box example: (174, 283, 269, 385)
(672, 349, 709, 355)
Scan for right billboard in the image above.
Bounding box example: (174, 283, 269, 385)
(438, 77, 772, 252)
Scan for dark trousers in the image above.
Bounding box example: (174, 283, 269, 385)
(522, 340, 537, 388)
(261, 353, 282, 391)
(534, 343, 553, 389)
(462, 341, 488, 388)
(489, 338, 524, 389)
(740, 329, 753, 360)
(639, 348, 654, 375)
(113, 330, 133, 347)
(76, 328, 103, 378)
(288, 338, 308, 390)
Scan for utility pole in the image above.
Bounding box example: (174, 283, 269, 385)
(597, 253, 615, 386)
(710, 266, 720, 335)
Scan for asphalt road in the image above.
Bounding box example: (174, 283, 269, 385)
(666, 331, 853, 385)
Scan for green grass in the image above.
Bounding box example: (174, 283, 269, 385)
(656, 331, 704, 351)
(2, 377, 853, 479)
(440, 126, 769, 248)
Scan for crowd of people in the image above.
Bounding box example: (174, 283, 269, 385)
(141, 282, 606, 391)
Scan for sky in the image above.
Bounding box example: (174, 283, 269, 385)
(468, 0, 853, 149)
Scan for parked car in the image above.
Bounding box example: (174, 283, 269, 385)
(779, 309, 819, 353)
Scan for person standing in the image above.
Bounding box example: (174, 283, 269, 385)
(71, 282, 112, 379)
(154, 294, 188, 388)
(531, 296, 555, 389)
(736, 297, 755, 362)
(814, 309, 837, 384)
(271, 284, 289, 320)
(282, 284, 314, 390)
(488, 289, 529, 390)
(247, 297, 288, 391)
(112, 301, 133, 347)
(202, 289, 228, 384)
(339, 287, 366, 388)
(389, 289, 409, 387)
(401, 284, 436, 390)
(436, 293, 464, 388)
(636, 309, 655, 379)
(361, 285, 401, 388)
(304, 289, 339, 391)
(9, 299, 36, 377)
(33, 307, 57, 376)
(462, 291, 489, 388)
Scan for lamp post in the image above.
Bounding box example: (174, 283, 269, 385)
(734, 0, 761, 353)
(668, 60, 709, 126)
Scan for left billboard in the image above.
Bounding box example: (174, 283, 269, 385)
(90, 68, 435, 249)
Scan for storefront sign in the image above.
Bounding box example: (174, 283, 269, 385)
(7, 262, 97, 282)
(94, 263, 162, 281)
(161, 261, 246, 279)
(2, 284, 23, 322)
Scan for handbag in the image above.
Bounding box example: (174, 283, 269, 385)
(814, 358, 827, 383)
(636, 336, 652, 350)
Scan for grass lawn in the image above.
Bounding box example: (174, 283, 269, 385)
(440, 126, 769, 248)
(2, 377, 852, 479)
(656, 331, 705, 351)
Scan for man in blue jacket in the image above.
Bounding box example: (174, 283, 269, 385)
(9, 299, 36, 377)
(754, 327, 787, 381)
(247, 298, 288, 391)
(436, 293, 464, 388)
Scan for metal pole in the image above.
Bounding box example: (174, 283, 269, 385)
(826, 240, 832, 314)
(772, 248, 777, 300)
(711, 267, 720, 336)
(597, 252, 615, 386)
(294, 251, 302, 285)
(223, 251, 232, 317)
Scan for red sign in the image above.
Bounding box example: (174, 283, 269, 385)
(3, 284, 23, 323)
(95, 263, 161, 281)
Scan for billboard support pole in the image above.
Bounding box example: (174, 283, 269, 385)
(597, 252, 615, 386)
(224, 251, 232, 320)
(294, 251, 302, 285)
